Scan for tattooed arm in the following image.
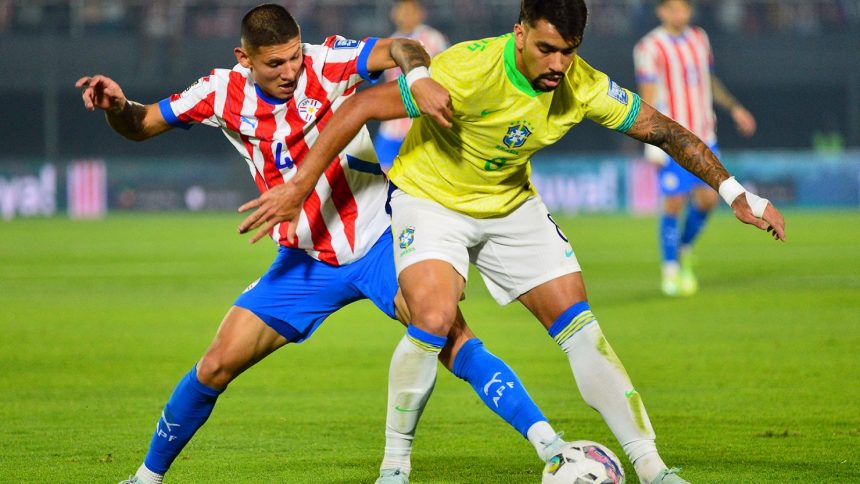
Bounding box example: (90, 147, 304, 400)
(365, 37, 430, 74)
(365, 38, 453, 128)
(626, 101, 729, 190)
(76, 75, 172, 141)
(627, 101, 786, 240)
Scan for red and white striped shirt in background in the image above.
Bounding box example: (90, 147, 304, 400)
(378, 24, 448, 140)
(159, 36, 389, 267)
(634, 26, 717, 146)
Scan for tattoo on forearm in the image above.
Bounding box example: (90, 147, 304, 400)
(628, 108, 729, 189)
(391, 40, 430, 73)
(106, 100, 147, 136)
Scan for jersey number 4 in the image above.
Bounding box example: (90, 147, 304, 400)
(273, 142, 295, 170)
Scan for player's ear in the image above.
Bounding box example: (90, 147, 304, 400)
(514, 23, 526, 50)
(234, 46, 252, 68)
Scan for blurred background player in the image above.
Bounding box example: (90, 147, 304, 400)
(77, 5, 564, 483)
(374, 0, 448, 171)
(634, 0, 757, 296)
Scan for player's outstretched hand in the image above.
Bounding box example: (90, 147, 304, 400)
(237, 182, 306, 244)
(410, 77, 453, 128)
(731, 194, 786, 242)
(76, 75, 127, 113)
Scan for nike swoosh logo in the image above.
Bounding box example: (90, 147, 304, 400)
(394, 405, 421, 413)
(480, 109, 503, 117)
(565, 248, 574, 257)
(624, 388, 637, 398)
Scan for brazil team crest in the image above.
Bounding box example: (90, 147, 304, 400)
(297, 98, 323, 123)
(502, 122, 533, 149)
(399, 226, 415, 249)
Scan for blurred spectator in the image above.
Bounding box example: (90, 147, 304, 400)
(0, 1, 12, 33)
(189, 1, 240, 39)
(139, 0, 184, 76)
(13, 1, 45, 33)
(78, 0, 127, 34)
(0, 0, 858, 39)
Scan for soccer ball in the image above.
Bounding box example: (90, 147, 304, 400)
(542, 440, 625, 484)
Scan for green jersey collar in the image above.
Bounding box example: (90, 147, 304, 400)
(504, 36, 543, 98)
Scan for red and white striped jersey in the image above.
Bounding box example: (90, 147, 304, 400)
(159, 36, 389, 266)
(378, 24, 448, 140)
(634, 26, 716, 145)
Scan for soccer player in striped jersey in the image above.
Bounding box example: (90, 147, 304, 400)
(374, 0, 449, 170)
(248, 1, 786, 482)
(77, 4, 567, 483)
(634, 0, 757, 296)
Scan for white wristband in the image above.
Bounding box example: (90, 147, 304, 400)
(719, 177, 769, 218)
(718, 177, 746, 206)
(745, 192, 770, 219)
(405, 66, 430, 88)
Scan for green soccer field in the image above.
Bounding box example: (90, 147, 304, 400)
(1, 211, 858, 483)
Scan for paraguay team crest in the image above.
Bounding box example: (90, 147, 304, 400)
(502, 122, 533, 149)
(399, 226, 415, 249)
(297, 98, 323, 123)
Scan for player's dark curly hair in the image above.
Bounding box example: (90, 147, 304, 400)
(518, 0, 588, 47)
(241, 4, 300, 50)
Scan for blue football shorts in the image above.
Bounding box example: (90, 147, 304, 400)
(659, 143, 720, 196)
(234, 227, 398, 343)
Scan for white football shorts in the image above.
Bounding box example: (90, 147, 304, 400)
(389, 189, 581, 305)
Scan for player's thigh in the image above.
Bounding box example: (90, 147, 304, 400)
(389, 189, 473, 326)
(472, 196, 581, 307)
(240, 245, 371, 339)
(198, 306, 289, 388)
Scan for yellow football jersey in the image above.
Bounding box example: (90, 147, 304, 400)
(388, 34, 641, 218)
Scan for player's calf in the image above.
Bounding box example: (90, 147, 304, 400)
(547, 302, 682, 484)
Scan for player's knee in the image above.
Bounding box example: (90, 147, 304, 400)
(663, 196, 685, 215)
(411, 306, 457, 336)
(196, 351, 238, 390)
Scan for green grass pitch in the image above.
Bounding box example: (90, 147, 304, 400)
(1, 211, 858, 483)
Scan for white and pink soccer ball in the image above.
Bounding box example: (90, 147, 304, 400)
(542, 440, 625, 484)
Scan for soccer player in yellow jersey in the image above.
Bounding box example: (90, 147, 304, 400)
(239, 1, 786, 483)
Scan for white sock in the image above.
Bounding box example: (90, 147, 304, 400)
(527, 420, 564, 462)
(380, 334, 441, 475)
(624, 439, 668, 484)
(559, 322, 665, 483)
(134, 464, 163, 484)
(662, 261, 680, 278)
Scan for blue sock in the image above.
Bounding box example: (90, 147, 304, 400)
(660, 213, 679, 263)
(680, 203, 710, 246)
(452, 338, 546, 438)
(143, 366, 223, 474)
